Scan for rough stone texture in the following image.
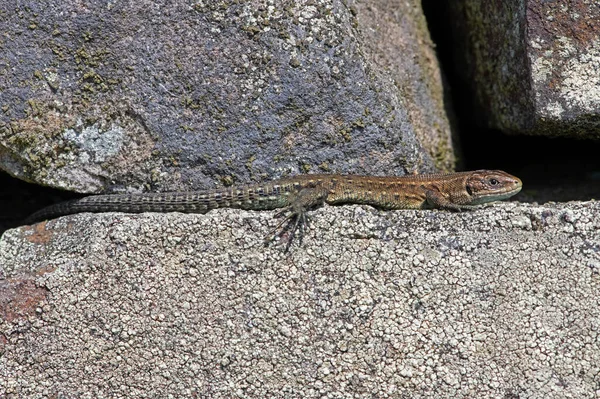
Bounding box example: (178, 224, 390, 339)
(0, 0, 452, 194)
(1, 201, 599, 398)
(449, 0, 600, 138)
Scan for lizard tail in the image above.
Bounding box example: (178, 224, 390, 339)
(24, 192, 216, 224)
(23, 184, 293, 224)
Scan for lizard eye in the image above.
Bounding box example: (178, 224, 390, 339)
(489, 178, 499, 186)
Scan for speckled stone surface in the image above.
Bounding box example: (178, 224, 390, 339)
(1, 201, 598, 397)
(448, 0, 600, 138)
(0, 0, 452, 193)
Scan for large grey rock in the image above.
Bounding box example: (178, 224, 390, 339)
(1, 201, 598, 397)
(449, 0, 600, 138)
(0, 0, 452, 193)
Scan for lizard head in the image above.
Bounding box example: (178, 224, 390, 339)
(465, 170, 522, 204)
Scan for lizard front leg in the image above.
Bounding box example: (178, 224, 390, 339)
(425, 189, 477, 211)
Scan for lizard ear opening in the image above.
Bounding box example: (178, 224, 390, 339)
(465, 184, 473, 196)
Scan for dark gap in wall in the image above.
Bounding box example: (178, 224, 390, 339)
(421, 0, 600, 204)
(0, 171, 79, 235)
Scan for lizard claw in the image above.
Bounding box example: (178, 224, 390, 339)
(263, 207, 309, 252)
(263, 184, 329, 251)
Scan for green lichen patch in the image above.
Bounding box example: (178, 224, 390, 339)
(1, 102, 77, 181)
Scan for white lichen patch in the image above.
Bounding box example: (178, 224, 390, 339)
(530, 35, 600, 116)
(530, 49, 553, 86)
(63, 120, 125, 163)
(559, 40, 600, 112)
(544, 101, 565, 118)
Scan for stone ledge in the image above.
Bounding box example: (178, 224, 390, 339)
(1, 202, 598, 398)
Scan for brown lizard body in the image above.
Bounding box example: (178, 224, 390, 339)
(26, 170, 521, 227)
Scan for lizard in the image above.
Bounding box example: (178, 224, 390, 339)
(25, 170, 522, 246)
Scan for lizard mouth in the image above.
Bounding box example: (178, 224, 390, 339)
(490, 186, 521, 199)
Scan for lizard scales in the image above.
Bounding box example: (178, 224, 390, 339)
(26, 170, 522, 224)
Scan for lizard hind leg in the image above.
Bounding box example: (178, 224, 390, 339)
(263, 185, 329, 250)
